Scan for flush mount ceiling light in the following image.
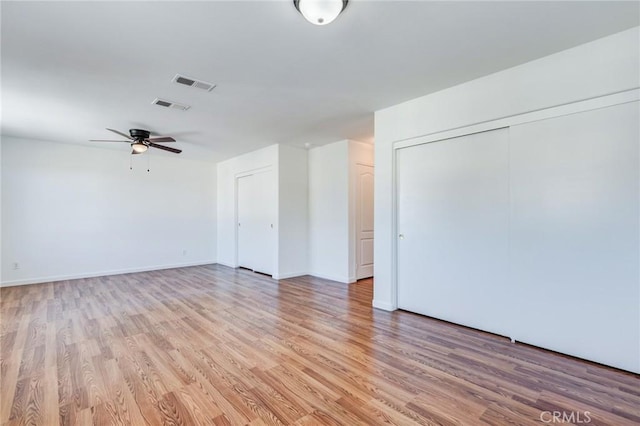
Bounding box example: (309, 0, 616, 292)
(294, 0, 348, 26)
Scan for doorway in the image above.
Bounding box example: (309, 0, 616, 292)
(355, 163, 374, 280)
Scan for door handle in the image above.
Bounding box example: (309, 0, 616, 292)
(398, 234, 404, 239)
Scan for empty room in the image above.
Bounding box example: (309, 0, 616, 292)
(1, 1, 639, 425)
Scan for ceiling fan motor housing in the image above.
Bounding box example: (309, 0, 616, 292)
(129, 129, 150, 140)
(91, 128, 181, 154)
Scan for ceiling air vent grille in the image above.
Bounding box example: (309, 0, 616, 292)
(152, 98, 190, 111)
(172, 74, 216, 92)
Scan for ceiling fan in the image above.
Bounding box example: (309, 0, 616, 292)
(90, 128, 182, 154)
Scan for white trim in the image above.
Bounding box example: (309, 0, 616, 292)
(390, 146, 399, 310)
(234, 165, 273, 180)
(372, 299, 396, 311)
(216, 260, 237, 268)
(273, 271, 308, 280)
(393, 89, 639, 151)
(308, 271, 352, 284)
(0, 260, 216, 288)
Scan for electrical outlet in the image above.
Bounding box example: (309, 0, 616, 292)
(12, 262, 20, 270)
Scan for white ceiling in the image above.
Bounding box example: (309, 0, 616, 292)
(2, 1, 638, 161)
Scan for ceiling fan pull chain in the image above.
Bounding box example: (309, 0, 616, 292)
(129, 153, 133, 171)
(147, 149, 150, 172)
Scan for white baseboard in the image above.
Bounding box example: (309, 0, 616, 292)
(215, 261, 237, 269)
(0, 260, 216, 287)
(308, 271, 351, 284)
(372, 299, 397, 311)
(273, 271, 308, 280)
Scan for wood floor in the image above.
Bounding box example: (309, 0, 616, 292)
(1, 265, 638, 425)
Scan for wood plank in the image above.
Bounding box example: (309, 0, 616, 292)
(1, 265, 638, 425)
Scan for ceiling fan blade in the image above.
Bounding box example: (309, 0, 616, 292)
(148, 142, 182, 154)
(106, 128, 133, 140)
(89, 139, 129, 142)
(147, 136, 176, 143)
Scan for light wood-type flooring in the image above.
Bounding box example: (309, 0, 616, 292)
(1, 265, 638, 425)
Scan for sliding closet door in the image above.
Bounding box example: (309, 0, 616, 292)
(237, 170, 275, 275)
(396, 128, 511, 337)
(509, 101, 639, 372)
(237, 175, 256, 270)
(251, 170, 275, 275)
(396, 101, 639, 372)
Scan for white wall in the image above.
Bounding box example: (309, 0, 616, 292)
(216, 144, 309, 278)
(374, 27, 640, 311)
(308, 140, 373, 283)
(308, 140, 350, 282)
(277, 145, 309, 279)
(373, 27, 640, 372)
(1, 136, 217, 286)
(216, 144, 278, 268)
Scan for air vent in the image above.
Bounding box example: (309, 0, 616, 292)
(152, 98, 190, 111)
(172, 74, 216, 92)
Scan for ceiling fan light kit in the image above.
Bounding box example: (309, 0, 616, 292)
(294, 0, 348, 26)
(90, 128, 182, 155)
(131, 142, 148, 154)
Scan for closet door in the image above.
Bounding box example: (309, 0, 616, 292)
(395, 101, 639, 373)
(396, 128, 510, 336)
(251, 170, 275, 275)
(237, 174, 256, 270)
(509, 101, 639, 372)
(237, 170, 275, 275)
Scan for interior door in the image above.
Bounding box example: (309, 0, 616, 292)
(396, 128, 511, 337)
(507, 101, 639, 371)
(356, 164, 374, 279)
(237, 175, 255, 270)
(250, 170, 275, 275)
(237, 170, 275, 275)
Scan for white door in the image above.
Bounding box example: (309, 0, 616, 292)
(237, 175, 255, 270)
(396, 128, 511, 337)
(507, 102, 639, 372)
(251, 171, 275, 275)
(237, 170, 275, 275)
(356, 164, 374, 279)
